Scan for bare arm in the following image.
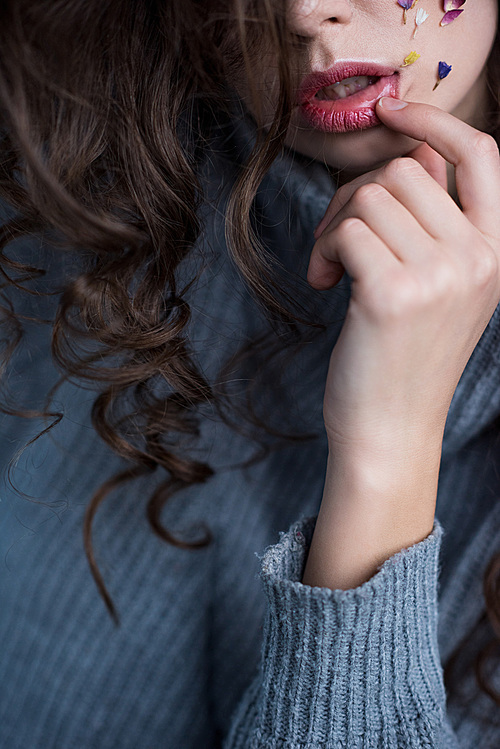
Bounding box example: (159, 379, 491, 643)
(303, 97, 500, 590)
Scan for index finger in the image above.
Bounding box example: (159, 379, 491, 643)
(375, 98, 500, 240)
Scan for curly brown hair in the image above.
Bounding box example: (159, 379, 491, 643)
(1, 0, 500, 714)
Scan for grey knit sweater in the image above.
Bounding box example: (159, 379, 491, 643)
(1, 104, 500, 748)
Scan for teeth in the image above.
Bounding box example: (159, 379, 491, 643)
(333, 75, 371, 89)
(316, 75, 379, 101)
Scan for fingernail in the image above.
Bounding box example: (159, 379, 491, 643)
(378, 97, 409, 110)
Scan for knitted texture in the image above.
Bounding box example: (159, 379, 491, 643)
(226, 518, 451, 748)
(2, 103, 500, 748)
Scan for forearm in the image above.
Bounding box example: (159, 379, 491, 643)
(302, 436, 442, 590)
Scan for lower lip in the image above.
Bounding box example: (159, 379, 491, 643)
(299, 73, 400, 134)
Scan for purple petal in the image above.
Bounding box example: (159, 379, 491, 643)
(397, 0, 413, 9)
(438, 61, 452, 80)
(440, 8, 464, 24)
(443, 0, 465, 11)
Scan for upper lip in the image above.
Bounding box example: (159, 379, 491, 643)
(298, 61, 398, 105)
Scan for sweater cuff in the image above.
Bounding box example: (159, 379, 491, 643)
(257, 515, 445, 745)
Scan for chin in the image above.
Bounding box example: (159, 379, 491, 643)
(288, 123, 419, 176)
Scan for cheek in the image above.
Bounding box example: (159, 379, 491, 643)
(442, 0, 497, 73)
(405, 0, 497, 107)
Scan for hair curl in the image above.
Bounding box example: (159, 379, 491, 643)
(1, 0, 500, 715)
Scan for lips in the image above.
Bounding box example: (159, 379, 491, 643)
(298, 62, 400, 134)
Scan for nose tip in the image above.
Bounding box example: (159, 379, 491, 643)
(288, 0, 353, 37)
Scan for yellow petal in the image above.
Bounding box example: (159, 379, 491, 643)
(401, 51, 421, 67)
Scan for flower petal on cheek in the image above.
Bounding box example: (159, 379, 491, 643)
(443, 0, 465, 11)
(397, 0, 417, 24)
(401, 51, 421, 67)
(438, 61, 453, 79)
(412, 8, 429, 38)
(433, 61, 452, 90)
(415, 8, 429, 24)
(440, 8, 464, 25)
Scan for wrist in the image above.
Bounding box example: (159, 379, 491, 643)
(325, 417, 445, 487)
(301, 441, 441, 591)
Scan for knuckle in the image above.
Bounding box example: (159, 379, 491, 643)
(383, 157, 422, 181)
(470, 246, 498, 288)
(361, 274, 420, 320)
(366, 264, 459, 320)
(389, 277, 426, 315)
(470, 132, 500, 160)
(352, 182, 386, 206)
(429, 262, 459, 298)
(359, 246, 498, 324)
(336, 217, 366, 237)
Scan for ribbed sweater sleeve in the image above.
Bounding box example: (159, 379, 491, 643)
(226, 516, 460, 748)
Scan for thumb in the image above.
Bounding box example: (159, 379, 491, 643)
(405, 141, 449, 191)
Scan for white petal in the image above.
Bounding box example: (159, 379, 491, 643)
(416, 7, 429, 23)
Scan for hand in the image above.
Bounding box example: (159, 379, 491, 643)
(302, 98, 500, 590)
(311, 98, 500, 453)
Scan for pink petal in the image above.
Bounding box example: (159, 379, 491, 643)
(440, 8, 464, 24)
(443, 0, 465, 12)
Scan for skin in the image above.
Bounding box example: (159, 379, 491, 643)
(241, 1, 500, 590)
(286, 0, 498, 190)
(301, 1, 500, 588)
(303, 99, 500, 589)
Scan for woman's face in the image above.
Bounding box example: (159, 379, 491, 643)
(240, 0, 498, 177)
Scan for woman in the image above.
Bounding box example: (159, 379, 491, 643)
(1, 0, 500, 746)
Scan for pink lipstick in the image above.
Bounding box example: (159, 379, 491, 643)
(298, 62, 400, 133)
